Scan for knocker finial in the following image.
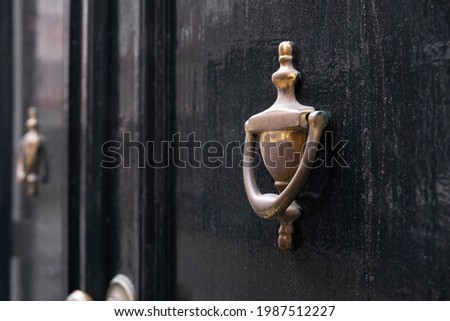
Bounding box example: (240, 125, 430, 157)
(16, 107, 48, 196)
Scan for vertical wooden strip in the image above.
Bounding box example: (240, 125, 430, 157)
(0, 0, 13, 301)
(140, 0, 177, 300)
(67, 0, 83, 294)
(82, 0, 117, 300)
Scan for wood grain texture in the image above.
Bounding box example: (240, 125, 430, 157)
(110, 0, 142, 295)
(175, 0, 450, 300)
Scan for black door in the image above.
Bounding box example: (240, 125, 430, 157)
(172, 0, 450, 300)
(1, 0, 449, 301)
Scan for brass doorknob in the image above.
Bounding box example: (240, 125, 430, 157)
(243, 41, 329, 251)
(66, 274, 136, 301)
(16, 107, 48, 196)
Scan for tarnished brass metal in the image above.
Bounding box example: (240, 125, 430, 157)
(66, 274, 135, 301)
(16, 107, 48, 196)
(243, 41, 329, 251)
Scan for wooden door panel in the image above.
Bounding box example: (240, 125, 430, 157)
(75, 0, 144, 299)
(65, 0, 449, 301)
(67, 0, 176, 300)
(109, 0, 142, 294)
(174, 0, 450, 300)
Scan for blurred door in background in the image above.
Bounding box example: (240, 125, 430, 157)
(9, 0, 68, 300)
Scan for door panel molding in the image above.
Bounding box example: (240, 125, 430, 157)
(140, 0, 177, 300)
(0, 0, 13, 301)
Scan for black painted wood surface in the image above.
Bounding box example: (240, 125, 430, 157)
(72, 0, 176, 300)
(174, 0, 450, 300)
(82, 0, 117, 299)
(0, 0, 13, 301)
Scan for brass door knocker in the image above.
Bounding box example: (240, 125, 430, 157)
(16, 107, 48, 196)
(243, 41, 329, 251)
